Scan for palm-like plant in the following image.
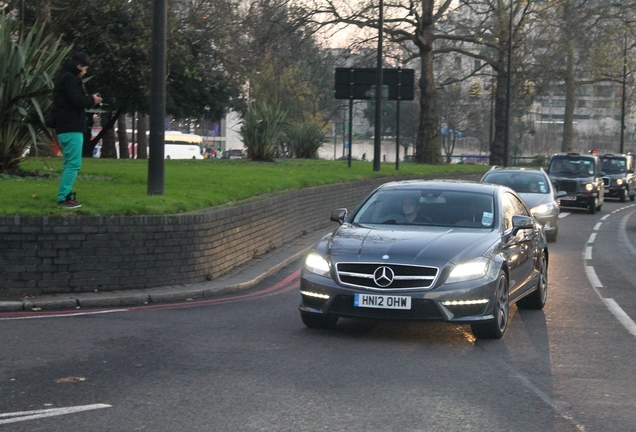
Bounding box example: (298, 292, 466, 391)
(285, 122, 326, 159)
(0, 14, 70, 172)
(239, 101, 287, 162)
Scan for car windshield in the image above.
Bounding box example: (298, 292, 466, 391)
(483, 172, 550, 194)
(549, 157, 595, 176)
(351, 188, 495, 228)
(601, 157, 627, 174)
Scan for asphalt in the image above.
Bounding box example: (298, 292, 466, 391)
(0, 228, 331, 313)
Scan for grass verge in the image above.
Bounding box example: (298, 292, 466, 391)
(0, 157, 490, 216)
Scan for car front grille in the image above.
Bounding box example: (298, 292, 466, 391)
(329, 295, 443, 320)
(553, 180, 578, 193)
(336, 262, 438, 290)
(603, 177, 610, 186)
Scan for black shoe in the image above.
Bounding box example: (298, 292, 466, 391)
(58, 200, 81, 209)
(58, 192, 81, 209)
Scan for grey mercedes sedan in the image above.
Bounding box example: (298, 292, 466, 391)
(299, 180, 548, 339)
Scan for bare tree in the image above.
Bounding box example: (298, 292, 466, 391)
(301, 0, 459, 164)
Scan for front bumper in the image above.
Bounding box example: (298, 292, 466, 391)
(558, 193, 596, 209)
(299, 270, 500, 324)
(533, 214, 558, 234)
(604, 186, 627, 199)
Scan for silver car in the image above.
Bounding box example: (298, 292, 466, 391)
(482, 167, 562, 242)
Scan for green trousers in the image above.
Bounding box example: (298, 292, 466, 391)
(56, 132, 83, 202)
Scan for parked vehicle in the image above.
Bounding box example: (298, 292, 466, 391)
(601, 153, 636, 202)
(164, 131, 204, 160)
(299, 180, 548, 339)
(547, 152, 604, 214)
(481, 167, 563, 242)
(224, 149, 245, 159)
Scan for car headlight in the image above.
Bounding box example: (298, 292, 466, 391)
(616, 178, 624, 186)
(304, 252, 330, 276)
(446, 257, 490, 284)
(585, 183, 594, 192)
(531, 202, 555, 216)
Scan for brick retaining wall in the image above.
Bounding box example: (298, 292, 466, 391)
(0, 173, 483, 295)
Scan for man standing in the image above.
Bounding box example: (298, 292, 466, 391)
(52, 51, 102, 208)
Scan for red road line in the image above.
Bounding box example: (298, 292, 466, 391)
(0, 269, 301, 319)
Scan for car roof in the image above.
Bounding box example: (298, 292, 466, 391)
(550, 152, 598, 160)
(375, 179, 502, 194)
(601, 153, 631, 158)
(483, 166, 546, 174)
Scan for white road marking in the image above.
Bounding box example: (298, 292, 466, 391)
(618, 212, 636, 257)
(0, 404, 111, 425)
(593, 222, 602, 231)
(558, 212, 570, 218)
(603, 299, 636, 338)
(0, 309, 128, 321)
(588, 233, 596, 243)
(584, 206, 636, 339)
(585, 266, 603, 288)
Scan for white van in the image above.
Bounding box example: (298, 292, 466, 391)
(164, 131, 204, 159)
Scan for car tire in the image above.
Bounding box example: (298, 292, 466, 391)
(471, 270, 509, 340)
(301, 312, 338, 330)
(631, 192, 635, 202)
(620, 189, 628, 202)
(546, 229, 557, 243)
(589, 201, 597, 214)
(517, 251, 548, 310)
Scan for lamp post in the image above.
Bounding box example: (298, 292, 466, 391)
(148, 0, 167, 195)
(621, 30, 627, 154)
(373, 0, 384, 172)
(620, 21, 634, 154)
(504, 0, 513, 167)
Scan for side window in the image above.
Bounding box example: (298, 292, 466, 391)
(509, 193, 530, 217)
(502, 192, 529, 231)
(501, 194, 514, 231)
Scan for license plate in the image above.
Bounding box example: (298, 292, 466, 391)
(560, 195, 577, 201)
(354, 293, 411, 309)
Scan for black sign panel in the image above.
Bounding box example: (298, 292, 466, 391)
(334, 68, 415, 101)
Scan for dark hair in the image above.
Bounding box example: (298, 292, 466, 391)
(70, 51, 91, 67)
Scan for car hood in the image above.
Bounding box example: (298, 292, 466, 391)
(604, 173, 627, 179)
(549, 174, 595, 182)
(327, 224, 498, 266)
(517, 193, 552, 209)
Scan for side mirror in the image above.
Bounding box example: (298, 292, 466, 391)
(555, 190, 567, 199)
(511, 215, 534, 235)
(330, 208, 348, 225)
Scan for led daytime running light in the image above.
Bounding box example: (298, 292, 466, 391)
(301, 290, 330, 299)
(441, 299, 489, 306)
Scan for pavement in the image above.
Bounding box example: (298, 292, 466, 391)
(0, 229, 331, 313)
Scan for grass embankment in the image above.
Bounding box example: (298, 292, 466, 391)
(0, 157, 490, 216)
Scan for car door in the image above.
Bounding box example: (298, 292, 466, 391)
(627, 156, 636, 197)
(594, 157, 605, 205)
(501, 192, 537, 298)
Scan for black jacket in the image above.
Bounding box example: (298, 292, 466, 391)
(52, 63, 96, 134)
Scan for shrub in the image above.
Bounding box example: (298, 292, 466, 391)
(0, 14, 71, 173)
(285, 122, 326, 159)
(239, 101, 287, 162)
